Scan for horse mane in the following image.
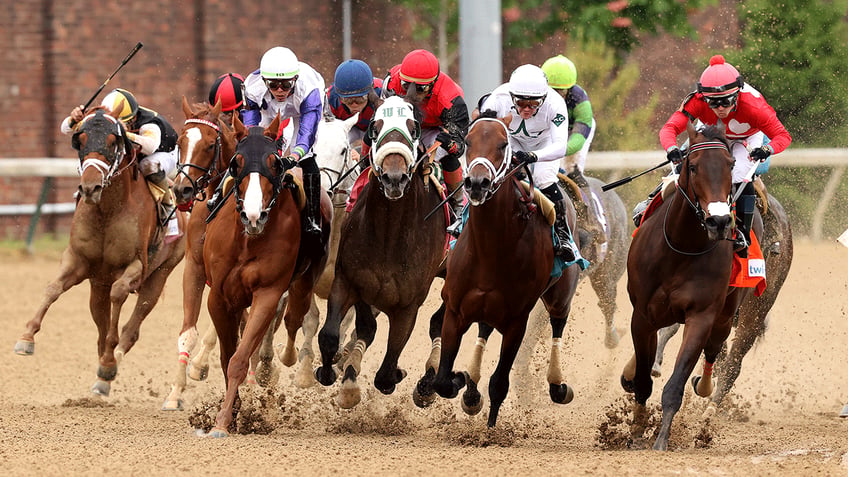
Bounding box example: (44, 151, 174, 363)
(476, 109, 498, 121)
(698, 124, 730, 148)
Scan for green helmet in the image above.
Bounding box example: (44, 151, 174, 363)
(541, 55, 577, 90)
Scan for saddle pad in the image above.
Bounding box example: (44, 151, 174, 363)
(730, 231, 767, 296)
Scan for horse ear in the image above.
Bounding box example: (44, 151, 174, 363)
(342, 112, 360, 132)
(407, 119, 421, 141)
(471, 108, 480, 121)
(266, 114, 281, 139)
(367, 119, 382, 142)
(715, 119, 726, 135)
(232, 112, 247, 140)
(501, 115, 512, 128)
(182, 96, 194, 119)
(686, 121, 698, 142)
(212, 98, 222, 117)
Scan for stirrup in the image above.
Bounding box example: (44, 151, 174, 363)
(159, 202, 176, 226)
(558, 242, 577, 262)
(447, 218, 461, 238)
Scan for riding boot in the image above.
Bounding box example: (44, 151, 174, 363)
(302, 171, 323, 241)
(445, 179, 465, 237)
(146, 170, 175, 225)
(206, 171, 229, 213)
(735, 188, 756, 258)
(632, 181, 664, 228)
(553, 199, 578, 263)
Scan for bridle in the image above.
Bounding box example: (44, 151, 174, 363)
(464, 117, 513, 204)
(176, 118, 224, 202)
(72, 110, 132, 187)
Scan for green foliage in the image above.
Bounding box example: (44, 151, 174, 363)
(565, 43, 660, 150)
(502, 0, 712, 56)
(727, 0, 848, 146)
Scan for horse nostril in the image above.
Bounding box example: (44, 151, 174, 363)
(239, 211, 249, 225)
(258, 211, 269, 225)
(482, 178, 491, 189)
(464, 177, 472, 189)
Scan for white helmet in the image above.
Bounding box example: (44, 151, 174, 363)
(260, 47, 300, 79)
(508, 64, 548, 99)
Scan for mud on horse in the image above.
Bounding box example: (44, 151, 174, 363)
(621, 123, 762, 450)
(414, 112, 582, 427)
(201, 114, 330, 437)
(14, 107, 187, 397)
(314, 96, 449, 409)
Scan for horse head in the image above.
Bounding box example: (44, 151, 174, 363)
(679, 122, 735, 241)
(230, 113, 290, 235)
(463, 110, 513, 205)
(174, 97, 231, 208)
(367, 96, 421, 200)
(314, 113, 360, 207)
(72, 107, 133, 204)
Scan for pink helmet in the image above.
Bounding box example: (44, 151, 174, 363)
(697, 55, 743, 97)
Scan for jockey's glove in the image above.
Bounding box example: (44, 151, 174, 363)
(281, 155, 298, 170)
(435, 131, 462, 156)
(750, 145, 773, 162)
(666, 146, 683, 165)
(513, 150, 538, 164)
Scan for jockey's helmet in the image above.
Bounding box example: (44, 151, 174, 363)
(208, 73, 245, 112)
(399, 49, 440, 84)
(697, 55, 743, 97)
(101, 88, 139, 124)
(509, 64, 548, 102)
(260, 47, 300, 80)
(541, 55, 577, 90)
(334, 59, 373, 97)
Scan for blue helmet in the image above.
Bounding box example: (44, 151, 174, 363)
(334, 59, 373, 97)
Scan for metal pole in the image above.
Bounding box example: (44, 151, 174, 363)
(342, 0, 352, 60)
(459, 0, 502, 109)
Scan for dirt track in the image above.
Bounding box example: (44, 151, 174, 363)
(1, 239, 847, 476)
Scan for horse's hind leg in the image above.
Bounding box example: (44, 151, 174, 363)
(15, 249, 88, 355)
(315, 279, 357, 386)
(590, 271, 621, 349)
(294, 294, 319, 388)
(546, 316, 574, 405)
(374, 306, 417, 395)
(467, 322, 495, 385)
(189, 324, 217, 381)
(253, 312, 281, 388)
(652, 323, 681, 377)
(336, 302, 377, 409)
(413, 302, 445, 408)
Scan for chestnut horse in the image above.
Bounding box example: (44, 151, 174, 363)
(314, 96, 448, 408)
(420, 112, 582, 427)
(14, 107, 187, 397)
(621, 123, 762, 450)
(651, 190, 793, 410)
(201, 115, 330, 436)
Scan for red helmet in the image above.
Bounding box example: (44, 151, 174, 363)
(209, 73, 245, 112)
(697, 55, 743, 97)
(399, 49, 439, 84)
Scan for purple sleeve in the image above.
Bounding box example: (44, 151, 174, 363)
(292, 88, 322, 158)
(243, 98, 261, 127)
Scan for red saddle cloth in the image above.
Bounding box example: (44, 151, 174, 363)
(730, 230, 767, 296)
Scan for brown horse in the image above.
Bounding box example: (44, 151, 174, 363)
(314, 96, 448, 408)
(201, 114, 330, 436)
(14, 107, 187, 397)
(421, 112, 581, 427)
(621, 123, 762, 450)
(651, 190, 793, 411)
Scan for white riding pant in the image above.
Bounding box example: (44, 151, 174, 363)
(730, 131, 765, 183)
(529, 159, 560, 190)
(139, 147, 179, 180)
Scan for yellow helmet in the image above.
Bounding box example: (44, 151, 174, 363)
(541, 55, 577, 90)
(101, 88, 139, 123)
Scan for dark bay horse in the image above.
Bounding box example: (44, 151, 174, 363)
(14, 107, 187, 397)
(621, 123, 762, 450)
(422, 112, 581, 427)
(314, 96, 448, 408)
(201, 115, 330, 436)
(651, 189, 793, 412)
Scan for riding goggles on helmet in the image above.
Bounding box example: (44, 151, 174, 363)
(265, 78, 295, 91)
(511, 94, 544, 110)
(705, 93, 737, 109)
(400, 80, 433, 94)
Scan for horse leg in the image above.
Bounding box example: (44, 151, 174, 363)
(295, 294, 319, 388)
(163, 253, 206, 410)
(589, 271, 621, 349)
(712, 306, 766, 409)
(374, 306, 417, 395)
(336, 307, 358, 368)
(652, 323, 681, 377)
(336, 302, 376, 409)
(88, 282, 112, 396)
(210, 289, 279, 437)
(413, 302, 445, 408)
(467, 322, 495, 385)
(626, 313, 656, 442)
(546, 316, 575, 405)
(253, 311, 281, 388)
(485, 321, 526, 427)
(315, 278, 357, 386)
(432, 308, 471, 401)
(189, 324, 217, 381)
(15, 249, 88, 355)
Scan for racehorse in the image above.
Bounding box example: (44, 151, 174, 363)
(418, 112, 582, 427)
(14, 107, 187, 397)
(650, 190, 793, 410)
(201, 114, 330, 436)
(314, 96, 448, 408)
(621, 122, 762, 450)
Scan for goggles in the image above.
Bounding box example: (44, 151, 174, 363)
(400, 80, 433, 95)
(705, 93, 737, 109)
(264, 78, 295, 91)
(511, 95, 544, 110)
(341, 95, 368, 106)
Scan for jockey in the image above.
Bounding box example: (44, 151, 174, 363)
(325, 59, 383, 157)
(479, 64, 581, 263)
(208, 47, 325, 243)
(541, 54, 603, 240)
(62, 88, 179, 226)
(356, 48, 468, 219)
(633, 55, 792, 257)
(208, 72, 245, 123)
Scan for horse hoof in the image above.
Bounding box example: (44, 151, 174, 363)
(549, 383, 574, 404)
(97, 365, 118, 382)
(461, 388, 483, 416)
(161, 399, 184, 411)
(651, 365, 662, 378)
(412, 368, 437, 408)
(621, 375, 635, 394)
(14, 339, 35, 356)
(187, 363, 209, 381)
(294, 361, 317, 389)
(314, 365, 337, 387)
(91, 379, 111, 397)
(207, 427, 229, 438)
(336, 379, 361, 409)
(702, 402, 717, 420)
(604, 329, 620, 349)
(254, 362, 279, 388)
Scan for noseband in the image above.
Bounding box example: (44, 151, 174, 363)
(177, 118, 223, 201)
(465, 117, 513, 203)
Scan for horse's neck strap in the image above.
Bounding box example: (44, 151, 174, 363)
(185, 118, 220, 132)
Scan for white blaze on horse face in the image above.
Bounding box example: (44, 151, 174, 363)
(707, 201, 731, 218)
(243, 172, 264, 224)
(184, 127, 202, 165)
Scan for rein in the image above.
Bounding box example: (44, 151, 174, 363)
(75, 111, 134, 187)
(465, 117, 513, 202)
